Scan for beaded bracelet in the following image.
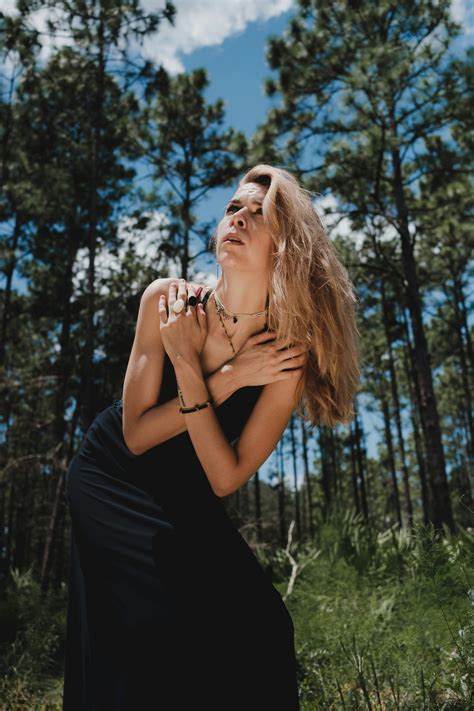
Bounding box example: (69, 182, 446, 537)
(177, 382, 214, 414)
(179, 400, 214, 414)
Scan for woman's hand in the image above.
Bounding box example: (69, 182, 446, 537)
(158, 279, 207, 365)
(229, 330, 309, 388)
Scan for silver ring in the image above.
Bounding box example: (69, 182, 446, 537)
(172, 298, 185, 314)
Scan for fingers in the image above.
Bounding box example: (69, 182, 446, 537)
(168, 281, 177, 310)
(177, 278, 187, 304)
(158, 293, 167, 322)
(186, 282, 196, 314)
(251, 331, 303, 358)
(252, 330, 277, 343)
(168, 279, 204, 320)
(169, 279, 187, 316)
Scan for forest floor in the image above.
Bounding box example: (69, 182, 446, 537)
(1, 516, 472, 710)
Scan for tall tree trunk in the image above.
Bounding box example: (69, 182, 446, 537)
(81, 17, 106, 431)
(354, 407, 369, 523)
(300, 417, 314, 539)
(349, 416, 361, 516)
(289, 414, 301, 540)
(6, 471, 16, 568)
(451, 271, 473, 485)
(1, 387, 14, 567)
(390, 135, 453, 532)
(380, 386, 402, 528)
(40, 218, 78, 591)
(276, 440, 287, 547)
(319, 426, 332, 515)
(458, 277, 474, 375)
(381, 281, 413, 526)
(40, 400, 80, 595)
(0, 216, 22, 364)
(181, 169, 192, 280)
(329, 428, 341, 513)
(401, 306, 430, 524)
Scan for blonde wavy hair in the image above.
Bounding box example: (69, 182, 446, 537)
(209, 164, 361, 428)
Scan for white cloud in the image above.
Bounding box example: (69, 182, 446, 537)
(451, 0, 474, 34)
(316, 193, 401, 253)
(2, 0, 472, 74)
(0, 0, 294, 75)
(312, 193, 360, 245)
(140, 0, 294, 74)
(0, 1, 18, 13)
(72, 210, 171, 297)
(72, 210, 216, 297)
(4, 0, 469, 77)
(0, 2, 74, 74)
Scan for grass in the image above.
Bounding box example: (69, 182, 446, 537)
(270, 512, 474, 710)
(0, 512, 472, 710)
(0, 567, 67, 710)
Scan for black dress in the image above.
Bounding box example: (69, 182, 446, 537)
(63, 287, 300, 710)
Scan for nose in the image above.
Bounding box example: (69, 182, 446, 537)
(230, 208, 247, 229)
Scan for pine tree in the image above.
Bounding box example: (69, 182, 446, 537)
(252, 0, 470, 531)
(138, 67, 248, 280)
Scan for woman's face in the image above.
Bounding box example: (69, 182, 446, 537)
(215, 182, 272, 273)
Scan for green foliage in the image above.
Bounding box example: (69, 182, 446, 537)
(0, 567, 67, 709)
(286, 512, 474, 709)
(138, 66, 249, 278)
(0, 516, 472, 709)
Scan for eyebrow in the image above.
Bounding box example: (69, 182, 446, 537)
(226, 198, 263, 206)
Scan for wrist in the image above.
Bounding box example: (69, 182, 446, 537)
(173, 356, 210, 410)
(220, 360, 245, 391)
(172, 353, 201, 372)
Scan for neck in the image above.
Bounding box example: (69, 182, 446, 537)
(215, 273, 268, 314)
(211, 272, 269, 338)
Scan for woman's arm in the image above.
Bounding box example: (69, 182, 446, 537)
(125, 363, 242, 455)
(173, 355, 240, 496)
(174, 354, 303, 497)
(122, 277, 242, 455)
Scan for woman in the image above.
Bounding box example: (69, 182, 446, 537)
(63, 164, 360, 710)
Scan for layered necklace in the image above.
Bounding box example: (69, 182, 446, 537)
(210, 288, 269, 357)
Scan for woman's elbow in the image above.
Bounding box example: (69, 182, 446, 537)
(124, 435, 142, 456)
(212, 465, 239, 497)
(122, 423, 143, 456)
(212, 486, 230, 499)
